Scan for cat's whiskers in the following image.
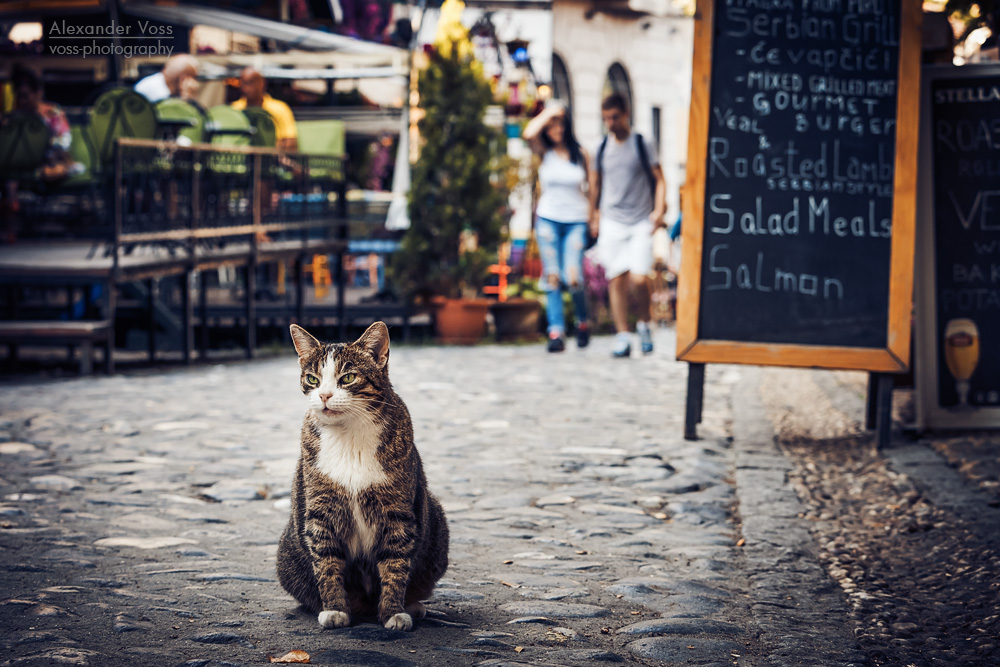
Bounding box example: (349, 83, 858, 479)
(338, 403, 380, 420)
(334, 398, 399, 423)
(351, 395, 396, 409)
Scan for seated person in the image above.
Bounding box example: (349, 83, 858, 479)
(232, 67, 298, 152)
(2, 63, 83, 240)
(134, 54, 200, 103)
(10, 62, 83, 182)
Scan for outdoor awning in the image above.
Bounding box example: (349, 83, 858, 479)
(120, 1, 407, 65)
(251, 67, 403, 80)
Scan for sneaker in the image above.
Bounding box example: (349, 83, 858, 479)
(637, 322, 654, 355)
(575, 324, 590, 349)
(547, 334, 565, 353)
(611, 333, 631, 358)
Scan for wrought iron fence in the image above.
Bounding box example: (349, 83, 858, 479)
(114, 138, 347, 250)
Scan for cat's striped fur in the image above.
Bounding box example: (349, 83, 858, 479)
(277, 322, 449, 631)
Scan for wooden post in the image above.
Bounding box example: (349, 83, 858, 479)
(181, 270, 194, 364)
(246, 153, 262, 359)
(66, 286, 75, 360)
(245, 263, 257, 359)
(335, 177, 348, 341)
(103, 274, 114, 375)
(191, 147, 204, 364)
(80, 340, 93, 376)
(199, 270, 209, 359)
(294, 255, 305, 325)
(146, 277, 157, 363)
(107, 140, 124, 375)
(685, 362, 706, 441)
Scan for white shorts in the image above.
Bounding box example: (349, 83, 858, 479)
(597, 216, 654, 280)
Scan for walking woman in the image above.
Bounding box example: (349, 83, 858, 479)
(523, 102, 592, 352)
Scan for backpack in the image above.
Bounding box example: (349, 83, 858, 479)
(595, 132, 657, 208)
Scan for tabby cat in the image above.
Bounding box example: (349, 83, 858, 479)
(277, 322, 449, 631)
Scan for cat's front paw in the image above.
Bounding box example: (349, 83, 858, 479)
(318, 610, 350, 628)
(383, 612, 413, 631)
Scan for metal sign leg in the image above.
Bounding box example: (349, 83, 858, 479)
(876, 373, 894, 449)
(685, 362, 706, 441)
(866, 372, 894, 448)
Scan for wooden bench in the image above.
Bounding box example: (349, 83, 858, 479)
(0, 320, 112, 375)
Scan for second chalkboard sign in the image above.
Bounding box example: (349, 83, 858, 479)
(916, 64, 1000, 430)
(677, 0, 921, 371)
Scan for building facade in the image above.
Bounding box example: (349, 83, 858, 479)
(552, 0, 693, 218)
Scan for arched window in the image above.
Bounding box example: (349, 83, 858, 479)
(603, 62, 633, 122)
(551, 53, 573, 112)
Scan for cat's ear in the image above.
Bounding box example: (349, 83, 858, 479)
(356, 321, 390, 369)
(289, 324, 322, 359)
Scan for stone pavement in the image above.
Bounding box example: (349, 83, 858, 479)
(750, 367, 1000, 667)
(0, 325, 946, 667)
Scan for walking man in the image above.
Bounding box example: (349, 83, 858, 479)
(589, 93, 667, 357)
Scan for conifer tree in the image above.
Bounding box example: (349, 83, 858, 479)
(390, 40, 510, 300)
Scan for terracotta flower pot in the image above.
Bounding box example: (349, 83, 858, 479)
(432, 297, 490, 345)
(489, 298, 543, 341)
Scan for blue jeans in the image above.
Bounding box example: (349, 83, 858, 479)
(536, 216, 588, 335)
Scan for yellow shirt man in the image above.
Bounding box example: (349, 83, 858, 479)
(233, 68, 298, 152)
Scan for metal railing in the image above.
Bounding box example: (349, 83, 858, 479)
(109, 138, 352, 354)
(114, 138, 347, 250)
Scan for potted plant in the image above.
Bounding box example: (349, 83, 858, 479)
(490, 276, 545, 341)
(389, 38, 512, 344)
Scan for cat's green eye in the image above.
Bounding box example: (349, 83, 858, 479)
(340, 372, 357, 385)
(305, 374, 319, 386)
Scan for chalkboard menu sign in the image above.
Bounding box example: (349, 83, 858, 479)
(677, 0, 921, 371)
(916, 65, 1000, 429)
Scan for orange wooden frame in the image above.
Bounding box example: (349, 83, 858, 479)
(676, 0, 922, 373)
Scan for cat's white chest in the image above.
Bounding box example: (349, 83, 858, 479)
(314, 423, 384, 559)
(347, 498, 376, 559)
(313, 422, 387, 494)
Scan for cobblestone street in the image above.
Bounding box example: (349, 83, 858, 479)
(1, 327, 997, 666)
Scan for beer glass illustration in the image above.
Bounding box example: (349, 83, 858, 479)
(943, 318, 979, 408)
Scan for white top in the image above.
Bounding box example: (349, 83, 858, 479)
(134, 72, 170, 103)
(535, 150, 589, 223)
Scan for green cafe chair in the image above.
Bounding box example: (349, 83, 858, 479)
(62, 123, 99, 190)
(47, 122, 108, 245)
(0, 113, 48, 182)
(295, 119, 346, 182)
(201, 105, 254, 232)
(88, 88, 157, 169)
(240, 107, 277, 148)
(155, 97, 206, 145)
(57, 122, 101, 214)
(204, 105, 254, 176)
(205, 105, 253, 148)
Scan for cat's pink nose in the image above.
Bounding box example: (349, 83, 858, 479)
(319, 392, 333, 404)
